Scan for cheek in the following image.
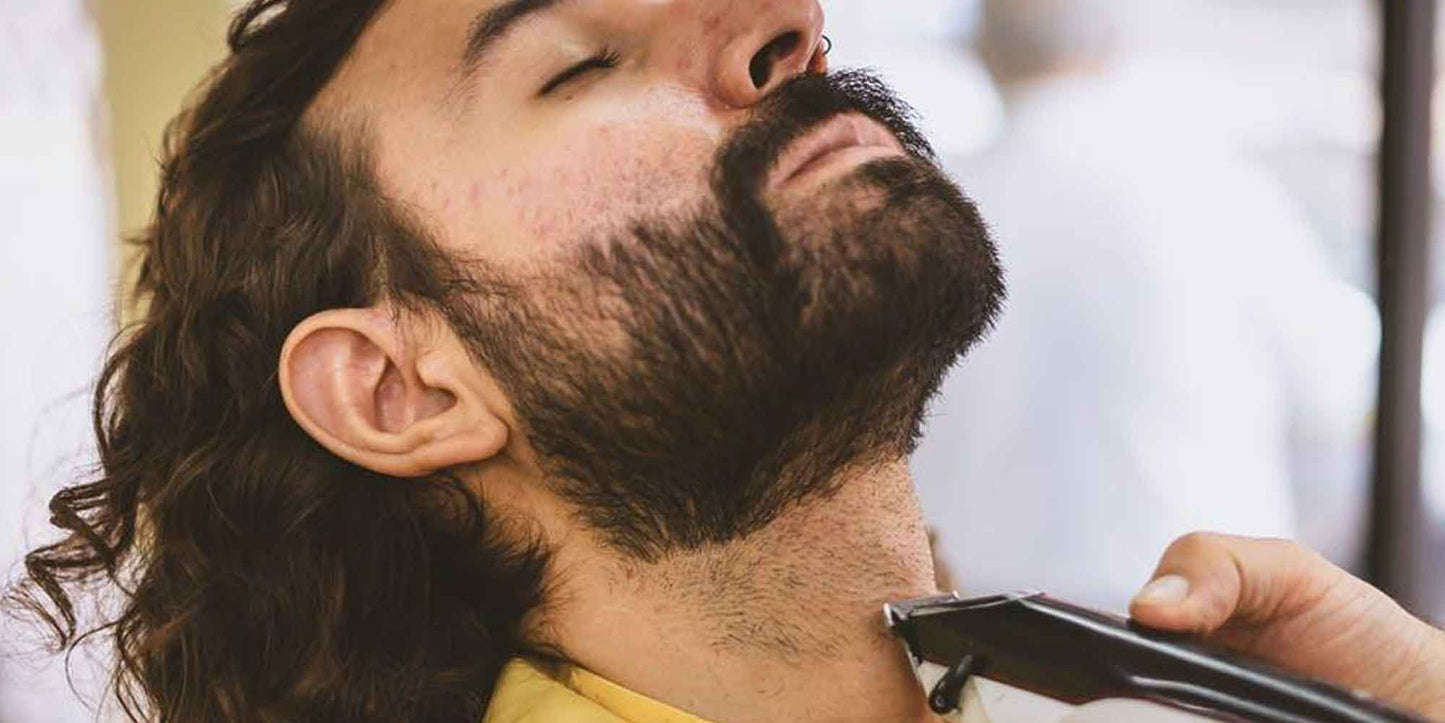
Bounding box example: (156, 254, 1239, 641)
(498, 118, 716, 252)
(414, 89, 722, 265)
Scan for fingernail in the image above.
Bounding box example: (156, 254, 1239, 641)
(1134, 574, 1191, 606)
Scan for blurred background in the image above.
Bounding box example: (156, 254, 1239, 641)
(0, 0, 1437, 720)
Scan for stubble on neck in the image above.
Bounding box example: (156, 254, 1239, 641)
(535, 458, 943, 723)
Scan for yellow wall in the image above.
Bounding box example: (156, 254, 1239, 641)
(97, 0, 231, 308)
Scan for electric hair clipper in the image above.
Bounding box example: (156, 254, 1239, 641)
(885, 592, 1431, 723)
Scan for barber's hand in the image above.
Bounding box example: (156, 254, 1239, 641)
(1129, 533, 1445, 720)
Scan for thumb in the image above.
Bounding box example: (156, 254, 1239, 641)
(1128, 533, 1332, 636)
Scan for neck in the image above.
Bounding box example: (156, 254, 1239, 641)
(538, 459, 943, 723)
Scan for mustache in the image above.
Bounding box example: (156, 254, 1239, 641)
(707, 68, 937, 271)
(714, 69, 937, 203)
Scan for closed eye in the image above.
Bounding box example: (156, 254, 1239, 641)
(540, 50, 621, 96)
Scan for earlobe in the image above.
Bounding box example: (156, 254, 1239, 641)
(279, 308, 509, 478)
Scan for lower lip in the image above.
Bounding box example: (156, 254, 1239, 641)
(782, 144, 904, 189)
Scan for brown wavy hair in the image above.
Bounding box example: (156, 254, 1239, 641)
(4, 1, 549, 720)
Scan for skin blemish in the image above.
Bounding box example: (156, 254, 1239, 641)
(470, 182, 482, 206)
(524, 207, 557, 243)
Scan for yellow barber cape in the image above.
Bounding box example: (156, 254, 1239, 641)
(482, 658, 1003, 723)
(481, 657, 1212, 723)
(483, 659, 713, 723)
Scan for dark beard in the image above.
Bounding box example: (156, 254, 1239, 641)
(446, 70, 1004, 561)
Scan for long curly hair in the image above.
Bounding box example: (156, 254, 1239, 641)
(4, 1, 549, 720)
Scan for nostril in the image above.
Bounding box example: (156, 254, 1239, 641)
(749, 31, 802, 90)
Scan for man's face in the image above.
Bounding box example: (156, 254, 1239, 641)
(324, 0, 1003, 558)
(334, 0, 838, 266)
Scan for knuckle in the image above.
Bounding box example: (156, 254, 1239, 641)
(1167, 531, 1223, 558)
(1260, 537, 1324, 568)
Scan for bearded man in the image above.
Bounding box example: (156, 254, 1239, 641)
(11, 1, 1445, 722)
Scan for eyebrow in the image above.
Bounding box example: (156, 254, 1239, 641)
(460, 0, 567, 77)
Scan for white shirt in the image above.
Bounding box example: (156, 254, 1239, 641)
(0, 2, 113, 720)
(912, 76, 1380, 612)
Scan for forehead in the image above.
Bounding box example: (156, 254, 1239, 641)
(315, 0, 486, 116)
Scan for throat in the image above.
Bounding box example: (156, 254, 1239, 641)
(535, 459, 943, 723)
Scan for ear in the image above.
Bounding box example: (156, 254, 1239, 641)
(279, 307, 509, 478)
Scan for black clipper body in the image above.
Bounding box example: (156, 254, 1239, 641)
(885, 592, 1430, 723)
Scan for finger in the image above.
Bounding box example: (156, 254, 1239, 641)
(1128, 532, 1330, 636)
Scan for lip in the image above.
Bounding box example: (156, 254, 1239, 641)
(767, 113, 906, 191)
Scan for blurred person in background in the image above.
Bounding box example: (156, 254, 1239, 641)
(912, 0, 1382, 612)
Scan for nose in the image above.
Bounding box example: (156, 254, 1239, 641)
(714, 1, 827, 108)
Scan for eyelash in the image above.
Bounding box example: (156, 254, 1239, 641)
(540, 49, 621, 96)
